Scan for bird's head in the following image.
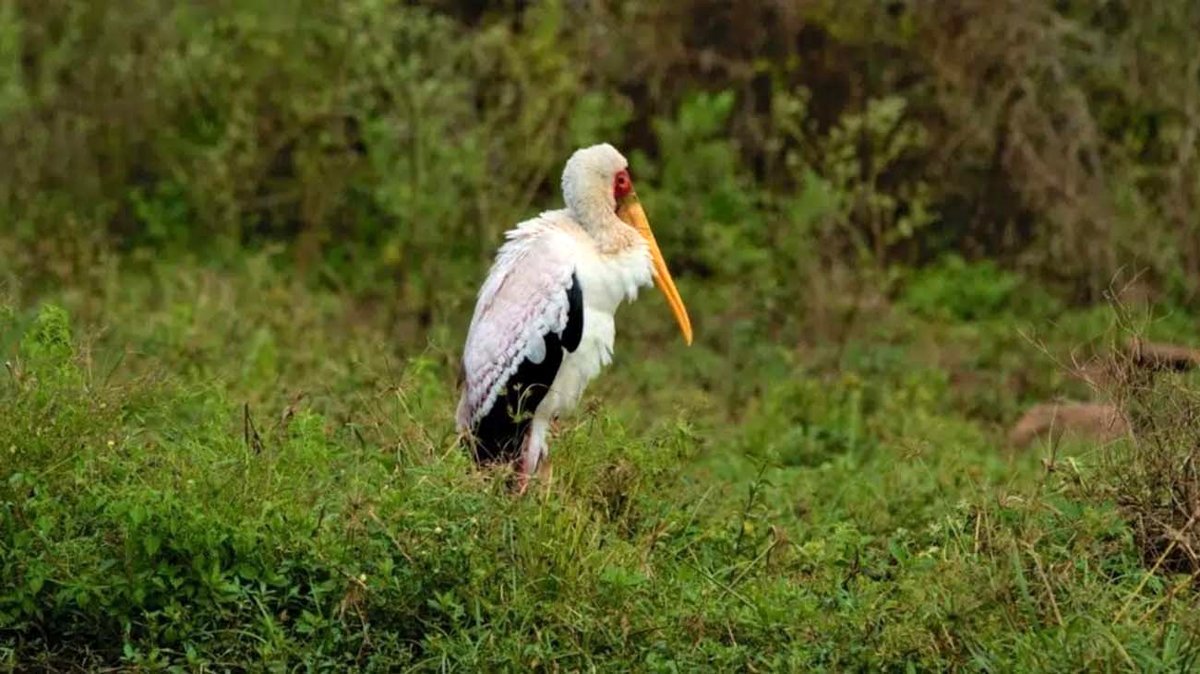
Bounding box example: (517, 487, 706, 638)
(562, 143, 693, 345)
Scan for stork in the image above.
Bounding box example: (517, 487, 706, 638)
(456, 143, 692, 492)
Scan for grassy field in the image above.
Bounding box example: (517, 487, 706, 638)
(5, 0, 1200, 670)
(3, 252, 1200, 670)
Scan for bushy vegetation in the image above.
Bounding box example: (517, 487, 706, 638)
(3, 0, 1200, 669)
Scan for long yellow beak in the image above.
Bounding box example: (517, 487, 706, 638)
(616, 193, 694, 345)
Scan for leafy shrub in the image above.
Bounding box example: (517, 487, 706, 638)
(7, 0, 1200, 307)
(900, 255, 1055, 322)
(901, 255, 1020, 322)
(1, 0, 615, 324)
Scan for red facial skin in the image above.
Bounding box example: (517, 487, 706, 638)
(613, 169, 633, 202)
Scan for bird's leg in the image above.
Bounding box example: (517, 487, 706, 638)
(514, 420, 549, 496)
(514, 427, 540, 496)
(541, 418, 560, 488)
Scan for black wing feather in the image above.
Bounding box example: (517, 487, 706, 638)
(562, 272, 583, 352)
(467, 272, 584, 465)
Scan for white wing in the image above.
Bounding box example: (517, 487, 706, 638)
(456, 213, 583, 431)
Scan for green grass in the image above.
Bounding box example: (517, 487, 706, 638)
(2, 254, 1198, 671)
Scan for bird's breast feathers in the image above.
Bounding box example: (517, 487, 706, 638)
(533, 210, 654, 311)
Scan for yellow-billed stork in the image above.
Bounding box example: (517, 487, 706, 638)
(456, 143, 692, 491)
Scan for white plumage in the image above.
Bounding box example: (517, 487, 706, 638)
(456, 144, 692, 491)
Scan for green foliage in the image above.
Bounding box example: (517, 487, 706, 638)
(7, 0, 1200, 309)
(902, 255, 1032, 322)
(0, 257, 1197, 670)
(638, 92, 762, 278)
(806, 94, 935, 264)
(21, 304, 73, 368)
(1, 0, 615, 324)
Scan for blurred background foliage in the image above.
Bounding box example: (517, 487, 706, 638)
(4, 0, 1200, 331)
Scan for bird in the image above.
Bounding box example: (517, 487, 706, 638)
(456, 143, 693, 492)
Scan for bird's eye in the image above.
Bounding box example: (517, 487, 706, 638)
(613, 170, 633, 200)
